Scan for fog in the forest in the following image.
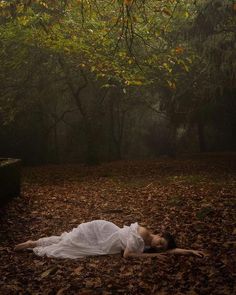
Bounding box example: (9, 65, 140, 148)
(0, 0, 235, 165)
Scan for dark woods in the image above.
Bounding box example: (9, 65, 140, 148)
(0, 0, 235, 165)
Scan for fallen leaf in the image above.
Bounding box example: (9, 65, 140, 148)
(40, 266, 58, 278)
(56, 286, 70, 295)
(74, 266, 84, 275)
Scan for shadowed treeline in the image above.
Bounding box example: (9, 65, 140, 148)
(0, 0, 235, 165)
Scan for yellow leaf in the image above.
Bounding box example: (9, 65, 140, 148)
(163, 63, 172, 72)
(41, 266, 58, 278)
(40, 1, 48, 8)
(185, 11, 189, 18)
(16, 4, 24, 13)
(179, 60, 189, 72)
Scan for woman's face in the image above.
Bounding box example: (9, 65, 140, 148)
(151, 234, 168, 250)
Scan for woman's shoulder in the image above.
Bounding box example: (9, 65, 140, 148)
(137, 226, 150, 240)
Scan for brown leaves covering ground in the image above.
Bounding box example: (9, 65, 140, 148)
(0, 154, 235, 295)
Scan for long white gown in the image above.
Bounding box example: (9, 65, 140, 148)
(33, 220, 145, 259)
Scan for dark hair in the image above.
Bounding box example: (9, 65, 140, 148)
(143, 232, 177, 253)
(143, 246, 162, 253)
(161, 232, 177, 250)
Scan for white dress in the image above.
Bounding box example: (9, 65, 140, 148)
(33, 220, 145, 259)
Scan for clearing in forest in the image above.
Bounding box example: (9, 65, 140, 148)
(0, 155, 235, 295)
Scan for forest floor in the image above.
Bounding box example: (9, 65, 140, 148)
(0, 154, 235, 295)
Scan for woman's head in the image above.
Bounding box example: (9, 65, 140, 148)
(161, 232, 177, 250)
(150, 231, 177, 251)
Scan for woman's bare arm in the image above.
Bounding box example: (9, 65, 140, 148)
(166, 248, 206, 257)
(123, 247, 206, 259)
(123, 247, 167, 260)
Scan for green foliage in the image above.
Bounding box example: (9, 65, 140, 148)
(0, 0, 198, 89)
(0, 0, 235, 160)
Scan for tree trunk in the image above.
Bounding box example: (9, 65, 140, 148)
(58, 58, 99, 164)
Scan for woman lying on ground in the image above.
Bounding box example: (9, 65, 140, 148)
(14, 220, 206, 260)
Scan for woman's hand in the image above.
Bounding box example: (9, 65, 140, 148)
(190, 250, 206, 258)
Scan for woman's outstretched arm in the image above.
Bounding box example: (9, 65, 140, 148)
(166, 248, 206, 257)
(123, 248, 206, 259)
(123, 247, 167, 261)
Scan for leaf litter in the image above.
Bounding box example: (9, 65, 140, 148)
(0, 156, 235, 294)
